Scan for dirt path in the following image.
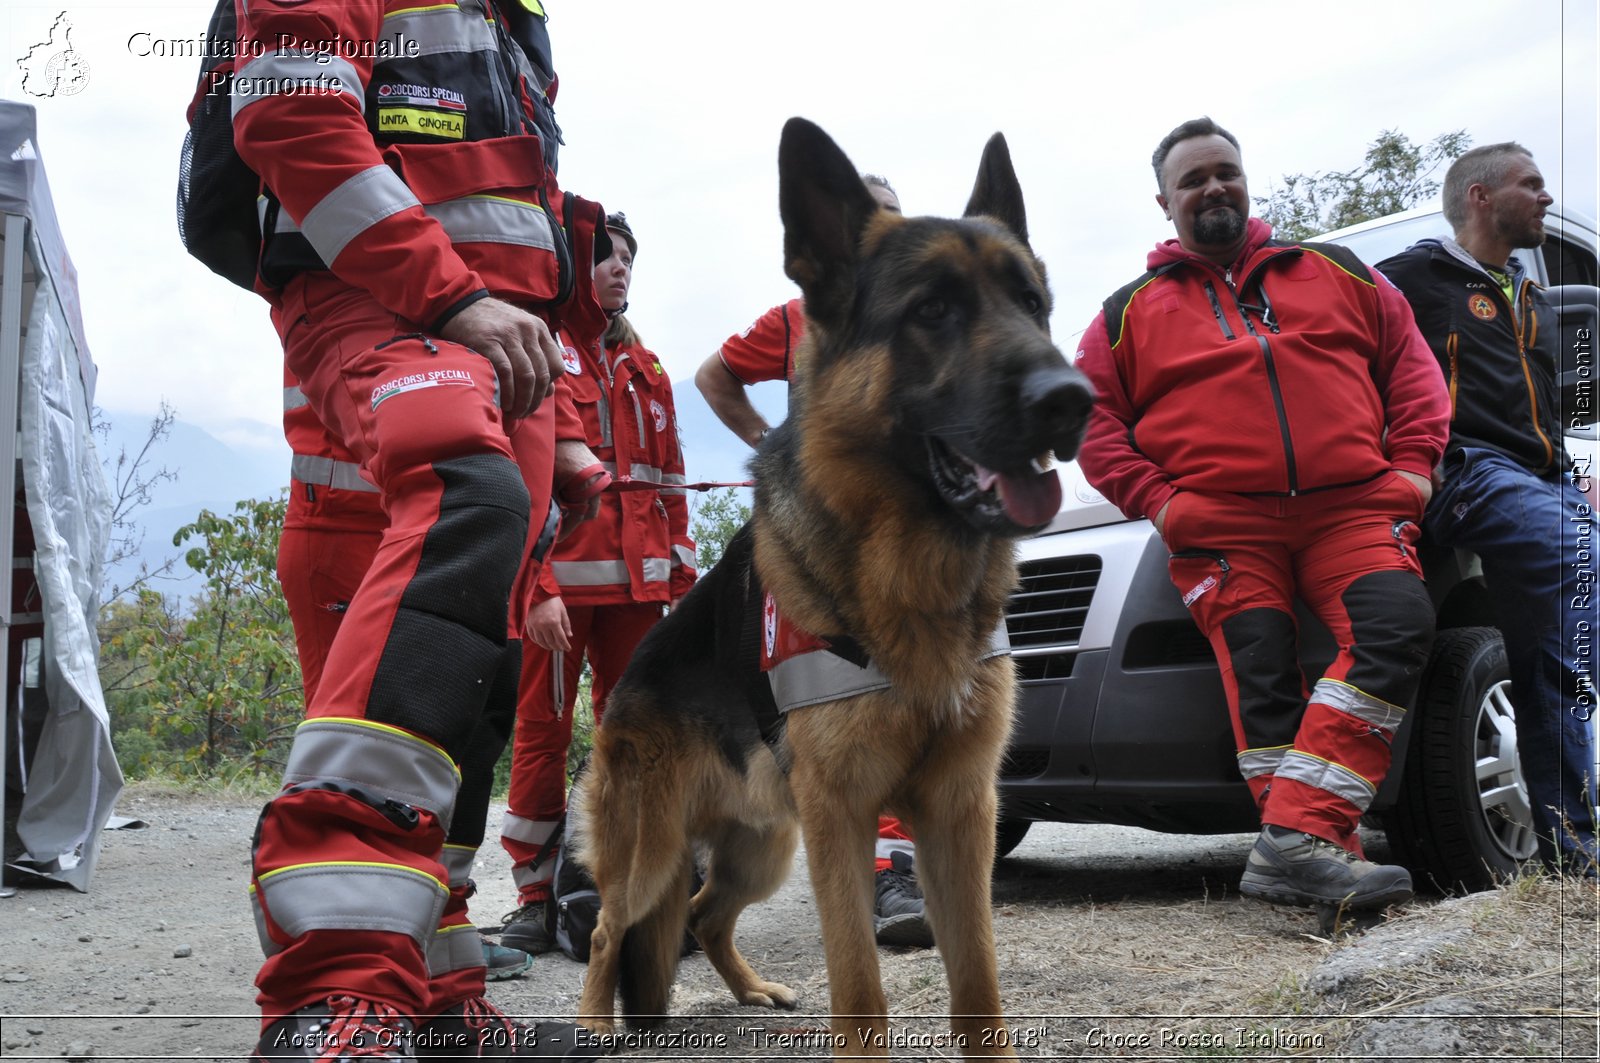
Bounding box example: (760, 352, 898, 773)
(2, 783, 1595, 1060)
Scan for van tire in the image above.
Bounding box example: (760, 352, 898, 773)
(1384, 626, 1538, 893)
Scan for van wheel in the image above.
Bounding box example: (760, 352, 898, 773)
(995, 816, 1032, 860)
(1384, 626, 1538, 892)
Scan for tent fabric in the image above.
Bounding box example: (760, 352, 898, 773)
(2, 99, 119, 892)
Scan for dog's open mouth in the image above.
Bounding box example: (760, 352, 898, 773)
(928, 438, 1063, 530)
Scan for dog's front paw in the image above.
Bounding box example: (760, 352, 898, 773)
(577, 1015, 617, 1041)
(739, 981, 798, 1010)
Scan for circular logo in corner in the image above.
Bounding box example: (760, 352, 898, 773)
(1467, 293, 1498, 321)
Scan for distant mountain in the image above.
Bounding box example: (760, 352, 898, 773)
(96, 410, 289, 600)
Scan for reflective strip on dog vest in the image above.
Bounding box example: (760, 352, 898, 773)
(769, 622, 1011, 714)
(290, 453, 381, 493)
(298, 164, 423, 264)
(282, 717, 461, 830)
(427, 922, 488, 977)
(439, 844, 477, 890)
(1310, 678, 1406, 731)
(256, 861, 448, 948)
(1236, 744, 1290, 781)
(1274, 750, 1378, 810)
(551, 557, 672, 587)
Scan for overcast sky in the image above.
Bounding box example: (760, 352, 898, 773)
(3, 0, 1596, 489)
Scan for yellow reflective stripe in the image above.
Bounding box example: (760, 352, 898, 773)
(257, 862, 448, 946)
(428, 922, 487, 977)
(1275, 750, 1377, 810)
(283, 718, 461, 830)
(1310, 679, 1405, 731)
(1237, 744, 1290, 780)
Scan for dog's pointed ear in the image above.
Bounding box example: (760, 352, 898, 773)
(780, 118, 879, 329)
(964, 132, 1029, 246)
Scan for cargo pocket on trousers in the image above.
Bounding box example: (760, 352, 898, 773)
(1168, 549, 1232, 627)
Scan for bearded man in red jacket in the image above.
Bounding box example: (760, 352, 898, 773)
(1074, 117, 1451, 914)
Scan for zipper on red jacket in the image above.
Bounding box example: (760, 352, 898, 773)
(1199, 260, 1302, 495)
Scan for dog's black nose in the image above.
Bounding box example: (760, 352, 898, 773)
(1020, 365, 1094, 438)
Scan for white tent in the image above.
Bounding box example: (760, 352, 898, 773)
(0, 99, 119, 892)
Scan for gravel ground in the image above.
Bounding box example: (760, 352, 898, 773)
(2, 782, 1596, 1061)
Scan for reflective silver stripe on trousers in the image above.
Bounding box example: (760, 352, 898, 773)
(1274, 750, 1378, 810)
(1310, 678, 1406, 731)
(1236, 745, 1290, 781)
(427, 923, 487, 977)
(771, 622, 1010, 714)
(290, 453, 381, 493)
(501, 813, 560, 892)
(500, 813, 559, 848)
(282, 718, 460, 830)
(440, 844, 476, 889)
(250, 886, 277, 957)
(381, 3, 500, 57)
(551, 557, 672, 587)
(231, 52, 365, 119)
(299, 165, 422, 265)
(256, 863, 447, 947)
(511, 857, 556, 893)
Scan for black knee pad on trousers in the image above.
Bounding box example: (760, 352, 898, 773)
(368, 454, 531, 756)
(1220, 608, 1304, 749)
(448, 640, 522, 848)
(1342, 570, 1436, 705)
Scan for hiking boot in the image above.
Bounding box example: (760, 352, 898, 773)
(482, 939, 532, 982)
(253, 994, 414, 1060)
(499, 898, 556, 956)
(1239, 825, 1414, 910)
(873, 850, 934, 948)
(413, 997, 600, 1059)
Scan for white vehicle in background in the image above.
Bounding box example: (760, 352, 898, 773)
(997, 205, 1599, 892)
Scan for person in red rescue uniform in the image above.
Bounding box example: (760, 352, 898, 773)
(693, 176, 934, 950)
(232, 1, 604, 1058)
(496, 213, 698, 953)
(1074, 117, 1450, 915)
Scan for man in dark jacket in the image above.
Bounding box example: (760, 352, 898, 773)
(1076, 117, 1451, 913)
(1378, 143, 1598, 874)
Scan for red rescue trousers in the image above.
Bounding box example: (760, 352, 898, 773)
(1160, 473, 1435, 852)
(255, 274, 555, 1021)
(501, 601, 664, 901)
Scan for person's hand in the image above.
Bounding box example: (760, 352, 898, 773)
(1395, 469, 1434, 507)
(1152, 497, 1174, 537)
(526, 595, 572, 653)
(554, 439, 608, 539)
(439, 297, 563, 419)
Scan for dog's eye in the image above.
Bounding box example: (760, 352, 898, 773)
(1020, 290, 1044, 315)
(914, 297, 950, 322)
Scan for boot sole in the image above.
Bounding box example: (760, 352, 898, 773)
(873, 912, 935, 948)
(1239, 876, 1413, 911)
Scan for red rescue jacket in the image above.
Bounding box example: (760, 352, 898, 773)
(535, 332, 696, 607)
(1076, 219, 1449, 522)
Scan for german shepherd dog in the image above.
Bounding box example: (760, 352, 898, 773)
(571, 118, 1091, 1058)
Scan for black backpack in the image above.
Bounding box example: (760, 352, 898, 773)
(176, 0, 262, 290)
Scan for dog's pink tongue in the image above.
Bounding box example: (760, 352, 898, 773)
(976, 465, 1063, 526)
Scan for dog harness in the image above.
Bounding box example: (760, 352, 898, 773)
(758, 592, 1011, 715)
